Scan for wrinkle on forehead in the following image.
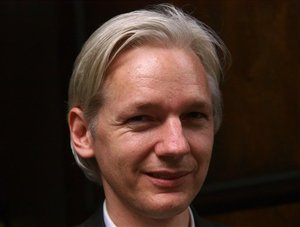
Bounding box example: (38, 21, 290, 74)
(106, 45, 205, 79)
(102, 45, 211, 108)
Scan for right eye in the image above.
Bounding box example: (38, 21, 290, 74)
(126, 115, 157, 131)
(127, 115, 150, 123)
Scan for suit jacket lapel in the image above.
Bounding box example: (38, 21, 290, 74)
(75, 205, 105, 227)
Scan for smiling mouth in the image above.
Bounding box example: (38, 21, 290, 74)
(144, 170, 192, 188)
(147, 171, 190, 180)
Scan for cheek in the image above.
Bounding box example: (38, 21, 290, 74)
(192, 136, 213, 185)
(95, 132, 153, 172)
(189, 132, 214, 163)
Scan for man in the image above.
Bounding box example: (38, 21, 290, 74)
(68, 4, 228, 227)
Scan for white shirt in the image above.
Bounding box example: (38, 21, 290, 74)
(103, 200, 195, 227)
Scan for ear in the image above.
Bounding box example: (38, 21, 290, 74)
(68, 107, 95, 158)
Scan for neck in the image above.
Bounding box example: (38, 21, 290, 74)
(105, 199, 191, 227)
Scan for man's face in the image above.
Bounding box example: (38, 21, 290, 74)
(91, 45, 214, 219)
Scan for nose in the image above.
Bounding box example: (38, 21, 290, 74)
(154, 117, 190, 158)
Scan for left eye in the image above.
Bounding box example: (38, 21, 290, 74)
(184, 112, 206, 119)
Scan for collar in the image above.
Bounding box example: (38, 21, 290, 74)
(103, 200, 116, 227)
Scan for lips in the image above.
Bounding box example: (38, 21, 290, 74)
(144, 170, 192, 188)
(147, 171, 190, 180)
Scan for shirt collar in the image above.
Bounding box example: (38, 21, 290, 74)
(103, 200, 117, 227)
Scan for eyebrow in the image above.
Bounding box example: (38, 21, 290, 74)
(126, 99, 212, 113)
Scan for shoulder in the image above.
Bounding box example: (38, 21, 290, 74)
(196, 217, 229, 227)
(74, 206, 105, 227)
(191, 207, 230, 227)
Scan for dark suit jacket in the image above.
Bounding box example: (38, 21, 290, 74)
(75, 205, 227, 227)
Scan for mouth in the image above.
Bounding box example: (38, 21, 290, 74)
(144, 170, 192, 188)
(147, 171, 190, 179)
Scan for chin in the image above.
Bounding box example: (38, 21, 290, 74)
(145, 204, 188, 220)
(141, 192, 192, 219)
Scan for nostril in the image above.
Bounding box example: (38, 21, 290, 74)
(154, 137, 190, 157)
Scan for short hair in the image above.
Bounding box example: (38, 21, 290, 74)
(68, 4, 229, 183)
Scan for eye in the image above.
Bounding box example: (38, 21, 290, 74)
(127, 115, 151, 123)
(184, 112, 207, 120)
(181, 111, 210, 128)
(125, 115, 158, 132)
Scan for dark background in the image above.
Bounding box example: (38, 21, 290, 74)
(1, 0, 299, 226)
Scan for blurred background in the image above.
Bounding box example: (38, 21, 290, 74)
(0, 0, 299, 226)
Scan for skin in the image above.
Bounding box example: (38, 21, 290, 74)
(69, 45, 214, 227)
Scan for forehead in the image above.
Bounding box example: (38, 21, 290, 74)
(102, 45, 211, 109)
